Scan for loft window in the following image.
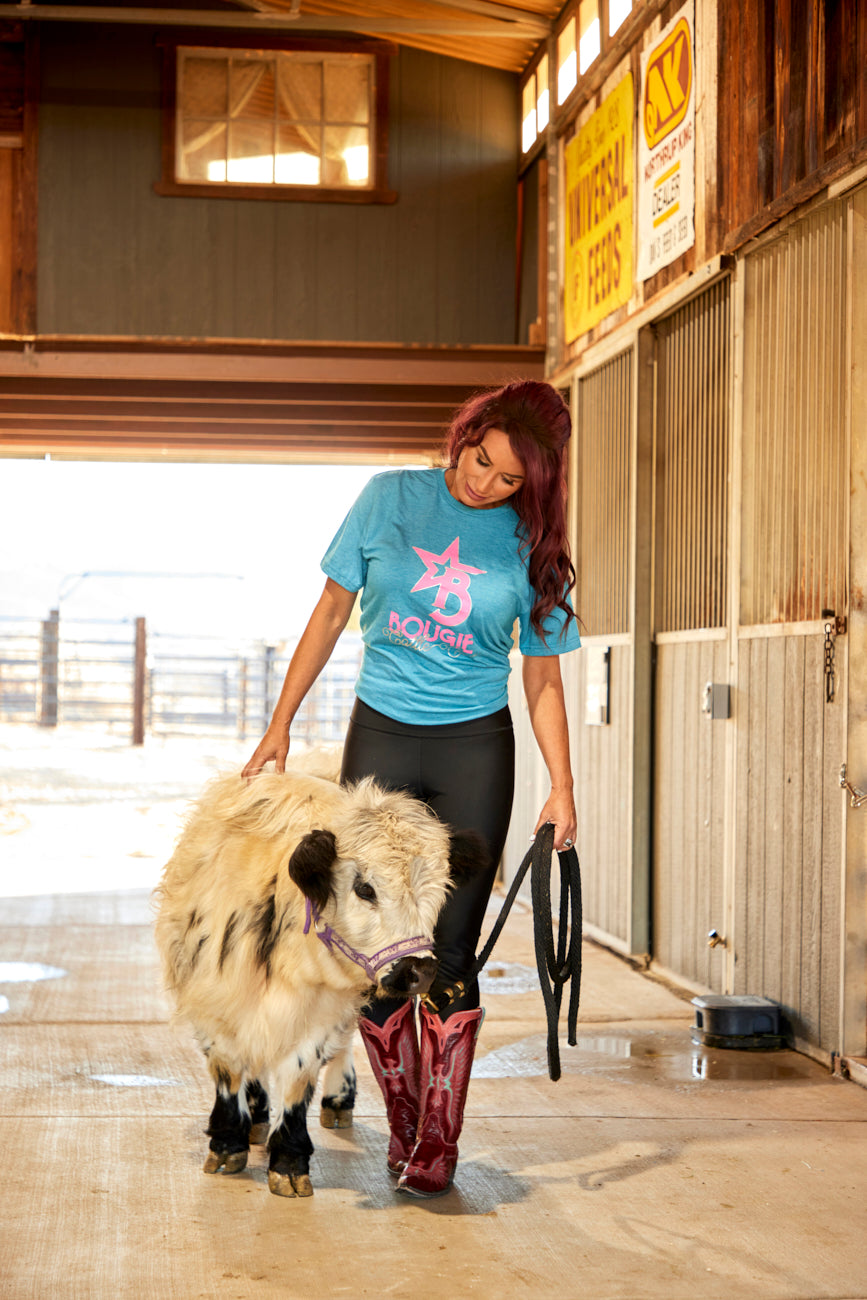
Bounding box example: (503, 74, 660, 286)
(155, 37, 396, 204)
(557, 20, 577, 104)
(555, 0, 606, 108)
(609, 0, 633, 35)
(578, 0, 601, 73)
(521, 54, 549, 154)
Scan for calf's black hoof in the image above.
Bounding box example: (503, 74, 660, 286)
(268, 1169, 314, 1198)
(320, 1101, 354, 1130)
(203, 1148, 248, 1174)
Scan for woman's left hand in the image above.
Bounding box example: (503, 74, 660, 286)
(533, 787, 577, 853)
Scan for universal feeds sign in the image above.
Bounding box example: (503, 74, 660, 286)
(564, 75, 634, 342)
(563, 2, 696, 342)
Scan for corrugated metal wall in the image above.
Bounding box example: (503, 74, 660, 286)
(653, 637, 728, 988)
(503, 350, 634, 951)
(651, 279, 732, 988)
(740, 201, 849, 626)
(734, 633, 845, 1052)
(734, 198, 850, 1054)
(570, 351, 634, 946)
(654, 280, 731, 635)
(576, 352, 632, 638)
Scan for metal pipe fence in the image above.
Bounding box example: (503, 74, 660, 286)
(0, 612, 361, 746)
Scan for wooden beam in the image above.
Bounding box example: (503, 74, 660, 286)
(722, 135, 867, 255)
(0, 5, 547, 38)
(0, 336, 544, 386)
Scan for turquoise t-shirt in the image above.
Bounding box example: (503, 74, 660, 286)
(321, 468, 581, 724)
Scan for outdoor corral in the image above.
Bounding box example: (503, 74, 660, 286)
(2, 1, 867, 1297)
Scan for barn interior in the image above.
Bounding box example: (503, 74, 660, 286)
(2, 1, 867, 1296)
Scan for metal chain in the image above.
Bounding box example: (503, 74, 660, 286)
(824, 618, 836, 704)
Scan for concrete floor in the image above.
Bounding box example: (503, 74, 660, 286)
(2, 730, 867, 1299)
(2, 891, 867, 1300)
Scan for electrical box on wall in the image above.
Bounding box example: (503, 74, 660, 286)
(702, 682, 730, 720)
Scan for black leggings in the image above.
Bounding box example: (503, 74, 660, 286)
(340, 698, 515, 1023)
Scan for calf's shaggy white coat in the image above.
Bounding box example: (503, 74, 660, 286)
(155, 763, 460, 1197)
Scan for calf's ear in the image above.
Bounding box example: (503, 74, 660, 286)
(447, 829, 491, 886)
(288, 828, 337, 911)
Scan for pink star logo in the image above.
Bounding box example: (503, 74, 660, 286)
(411, 537, 486, 627)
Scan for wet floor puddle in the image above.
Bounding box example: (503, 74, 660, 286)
(90, 1074, 182, 1088)
(479, 963, 541, 996)
(474, 1032, 812, 1083)
(0, 962, 68, 983)
(475, 962, 811, 1083)
(0, 960, 69, 1015)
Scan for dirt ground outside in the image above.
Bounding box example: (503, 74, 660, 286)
(0, 723, 259, 898)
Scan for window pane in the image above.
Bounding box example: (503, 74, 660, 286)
(227, 120, 274, 183)
(537, 54, 549, 131)
(174, 46, 377, 192)
(609, 0, 632, 35)
(230, 58, 274, 120)
(277, 60, 322, 122)
(522, 77, 536, 152)
(324, 60, 370, 125)
(579, 0, 601, 73)
(557, 19, 577, 103)
(323, 124, 369, 186)
(276, 122, 321, 185)
(179, 119, 227, 181)
(182, 57, 228, 117)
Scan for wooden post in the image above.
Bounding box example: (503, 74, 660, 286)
(132, 617, 146, 746)
(238, 657, 247, 741)
(39, 608, 59, 728)
(263, 643, 275, 731)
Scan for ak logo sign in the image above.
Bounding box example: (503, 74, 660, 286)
(643, 16, 692, 149)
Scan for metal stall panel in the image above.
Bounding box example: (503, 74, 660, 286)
(652, 279, 731, 990)
(502, 351, 634, 955)
(570, 350, 634, 947)
(736, 200, 849, 1056)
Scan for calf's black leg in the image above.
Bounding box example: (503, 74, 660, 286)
(268, 1084, 315, 1198)
(246, 1078, 270, 1144)
(204, 1068, 251, 1174)
(319, 1036, 356, 1130)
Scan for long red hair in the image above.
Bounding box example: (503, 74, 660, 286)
(444, 380, 577, 640)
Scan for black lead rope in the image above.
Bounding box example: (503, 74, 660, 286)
(430, 822, 582, 1082)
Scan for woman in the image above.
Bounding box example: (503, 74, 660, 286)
(243, 380, 581, 1197)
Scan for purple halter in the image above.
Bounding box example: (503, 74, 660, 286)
(303, 898, 434, 982)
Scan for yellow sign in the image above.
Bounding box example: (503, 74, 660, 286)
(564, 74, 634, 343)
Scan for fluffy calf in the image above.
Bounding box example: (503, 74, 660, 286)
(155, 765, 475, 1198)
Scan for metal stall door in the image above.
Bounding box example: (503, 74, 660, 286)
(736, 200, 849, 1056)
(651, 278, 732, 991)
(570, 348, 635, 951)
(502, 352, 636, 949)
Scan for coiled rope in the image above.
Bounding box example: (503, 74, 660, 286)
(431, 822, 582, 1082)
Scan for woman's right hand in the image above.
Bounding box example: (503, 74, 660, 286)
(239, 579, 357, 783)
(242, 723, 291, 780)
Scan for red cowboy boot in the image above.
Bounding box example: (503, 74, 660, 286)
(358, 1000, 421, 1175)
(397, 1003, 484, 1198)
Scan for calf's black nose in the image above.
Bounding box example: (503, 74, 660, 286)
(381, 954, 437, 998)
